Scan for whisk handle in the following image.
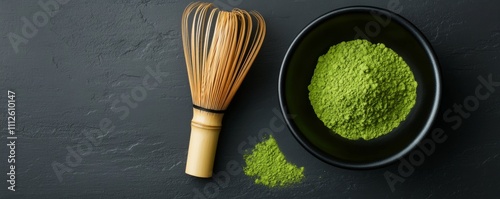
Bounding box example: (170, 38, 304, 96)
(185, 109, 224, 178)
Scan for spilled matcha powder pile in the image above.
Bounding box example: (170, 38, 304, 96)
(243, 135, 304, 187)
(308, 39, 417, 140)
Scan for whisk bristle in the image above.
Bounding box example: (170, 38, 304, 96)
(182, 2, 266, 112)
(182, 2, 266, 178)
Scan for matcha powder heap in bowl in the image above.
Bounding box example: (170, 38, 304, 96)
(308, 39, 418, 140)
(243, 135, 304, 187)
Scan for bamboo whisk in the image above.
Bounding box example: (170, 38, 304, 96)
(182, 2, 266, 178)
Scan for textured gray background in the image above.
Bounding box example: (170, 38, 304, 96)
(1, 0, 500, 198)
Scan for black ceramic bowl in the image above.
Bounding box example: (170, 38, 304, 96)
(278, 6, 441, 169)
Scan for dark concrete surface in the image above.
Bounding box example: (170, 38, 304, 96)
(0, 0, 499, 198)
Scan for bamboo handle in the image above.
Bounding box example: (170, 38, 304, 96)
(185, 109, 224, 178)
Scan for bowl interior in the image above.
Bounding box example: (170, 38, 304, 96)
(280, 7, 440, 168)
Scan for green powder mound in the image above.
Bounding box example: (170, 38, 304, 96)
(243, 135, 304, 187)
(308, 39, 417, 140)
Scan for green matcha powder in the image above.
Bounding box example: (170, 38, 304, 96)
(308, 39, 417, 140)
(243, 135, 304, 187)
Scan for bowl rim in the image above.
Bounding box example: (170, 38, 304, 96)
(278, 6, 442, 169)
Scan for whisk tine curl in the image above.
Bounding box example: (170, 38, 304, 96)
(182, 2, 266, 112)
